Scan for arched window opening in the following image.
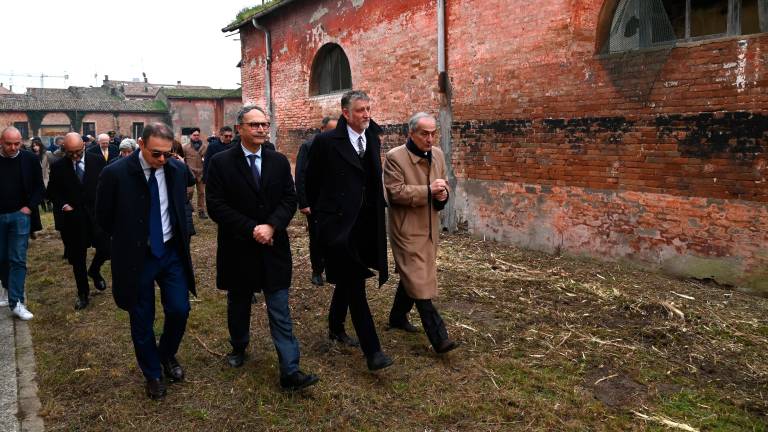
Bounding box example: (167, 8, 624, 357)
(309, 43, 352, 96)
(602, 0, 768, 53)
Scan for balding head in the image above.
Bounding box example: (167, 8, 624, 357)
(63, 132, 85, 160)
(0, 127, 22, 158)
(97, 133, 110, 150)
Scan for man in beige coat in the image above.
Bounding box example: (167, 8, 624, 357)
(182, 128, 208, 219)
(383, 112, 457, 354)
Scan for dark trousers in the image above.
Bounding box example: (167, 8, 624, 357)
(328, 284, 350, 334)
(69, 245, 109, 300)
(335, 277, 381, 357)
(389, 280, 449, 349)
(129, 243, 190, 380)
(227, 287, 300, 377)
(304, 214, 323, 276)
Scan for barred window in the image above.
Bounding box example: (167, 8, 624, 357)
(604, 0, 768, 53)
(309, 43, 352, 96)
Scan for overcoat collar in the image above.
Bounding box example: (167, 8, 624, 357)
(330, 116, 382, 171)
(229, 142, 272, 199)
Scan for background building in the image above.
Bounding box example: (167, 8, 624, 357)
(225, 0, 768, 294)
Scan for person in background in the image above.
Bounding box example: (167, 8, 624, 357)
(181, 128, 208, 219)
(119, 138, 138, 158)
(88, 133, 118, 163)
(171, 139, 196, 241)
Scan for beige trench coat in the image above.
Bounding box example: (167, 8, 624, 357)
(182, 141, 207, 179)
(383, 145, 446, 300)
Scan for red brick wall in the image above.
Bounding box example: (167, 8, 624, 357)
(168, 99, 243, 140)
(239, 0, 768, 293)
(113, 113, 167, 138)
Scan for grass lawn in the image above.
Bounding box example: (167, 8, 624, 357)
(24, 211, 768, 431)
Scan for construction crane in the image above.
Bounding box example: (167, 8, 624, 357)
(0, 71, 69, 89)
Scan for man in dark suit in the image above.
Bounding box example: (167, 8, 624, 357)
(96, 122, 196, 400)
(201, 126, 234, 184)
(295, 116, 357, 348)
(47, 133, 110, 310)
(0, 127, 44, 320)
(305, 90, 393, 371)
(206, 105, 318, 391)
(88, 133, 119, 163)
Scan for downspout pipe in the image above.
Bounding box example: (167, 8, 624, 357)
(251, 17, 277, 145)
(437, 0, 447, 92)
(437, 0, 457, 231)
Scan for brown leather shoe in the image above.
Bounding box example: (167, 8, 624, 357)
(435, 339, 459, 354)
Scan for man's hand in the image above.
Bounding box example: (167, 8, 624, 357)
(299, 207, 311, 215)
(430, 179, 450, 202)
(19, 206, 32, 215)
(253, 224, 275, 245)
(62, 204, 74, 212)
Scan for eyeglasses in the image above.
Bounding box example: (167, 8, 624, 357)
(148, 149, 174, 159)
(242, 122, 270, 130)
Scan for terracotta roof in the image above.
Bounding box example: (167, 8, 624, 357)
(0, 86, 167, 113)
(103, 80, 211, 98)
(160, 88, 242, 99)
(0, 85, 14, 95)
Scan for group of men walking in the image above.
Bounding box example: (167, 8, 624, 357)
(0, 89, 457, 400)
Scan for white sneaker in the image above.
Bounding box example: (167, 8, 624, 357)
(0, 289, 8, 307)
(12, 302, 33, 320)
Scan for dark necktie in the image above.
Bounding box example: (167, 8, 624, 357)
(247, 154, 261, 188)
(148, 168, 165, 258)
(75, 160, 84, 183)
(356, 135, 365, 158)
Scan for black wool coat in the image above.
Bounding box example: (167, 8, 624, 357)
(205, 144, 296, 294)
(305, 116, 389, 286)
(95, 152, 196, 311)
(47, 152, 109, 254)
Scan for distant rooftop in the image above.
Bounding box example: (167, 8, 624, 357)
(0, 86, 166, 113)
(223, 0, 292, 32)
(160, 88, 242, 99)
(103, 79, 211, 98)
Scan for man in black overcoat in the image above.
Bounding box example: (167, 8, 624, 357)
(47, 132, 110, 310)
(95, 122, 196, 400)
(305, 90, 393, 371)
(206, 105, 318, 391)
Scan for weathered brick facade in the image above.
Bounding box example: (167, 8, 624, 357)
(233, 0, 768, 293)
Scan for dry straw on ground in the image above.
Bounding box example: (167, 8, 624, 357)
(24, 213, 768, 431)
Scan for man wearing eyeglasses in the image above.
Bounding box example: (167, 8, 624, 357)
(0, 127, 44, 320)
(201, 125, 234, 184)
(47, 132, 110, 310)
(96, 122, 197, 400)
(206, 105, 319, 391)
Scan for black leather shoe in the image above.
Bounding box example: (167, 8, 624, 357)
(435, 339, 459, 354)
(88, 270, 107, 291)
(161, 356, 184, 382)
(280, 370, 319, 391)
(74, 297, 89, 310)
(329, 331, 359, 347)
(145, 378, 166, 400)
(310, 273, 324, 286)
(388, 321, 420, 333)
(366, 351, 394, 371)
(227, 350, 246, 368)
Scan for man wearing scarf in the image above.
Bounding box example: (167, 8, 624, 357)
(182, 128, 208, 219)
(383, 112, 458, 354)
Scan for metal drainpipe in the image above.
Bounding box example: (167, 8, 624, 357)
(437, 0, 457, 232)
(251, 17, 277, 147)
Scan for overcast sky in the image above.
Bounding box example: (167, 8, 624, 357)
(0, 0, 256, 93)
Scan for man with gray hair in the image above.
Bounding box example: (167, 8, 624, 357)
(119, 138, 138, 158)
(383, 112, 457, 354)
(88, 133, 118, 163)
(306, 90, 393, 371)
(0, 126, 44, 320)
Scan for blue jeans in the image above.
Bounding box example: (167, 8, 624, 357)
(227, 288, 300, 377)
(0, 211, 30, 309)
(129, 244, 190, 380)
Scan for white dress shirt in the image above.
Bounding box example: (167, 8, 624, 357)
(241, 144, 263, 173)
(138, 152, 173, 242)
(347, 125, 367, 154)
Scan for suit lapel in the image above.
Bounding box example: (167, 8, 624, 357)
(231, 147, 262, 197)
(333, 133, 363, 171)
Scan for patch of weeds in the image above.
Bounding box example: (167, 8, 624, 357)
(656, 389, 767, 431)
